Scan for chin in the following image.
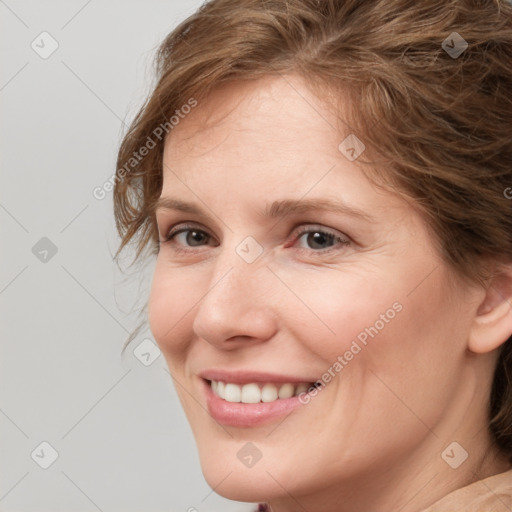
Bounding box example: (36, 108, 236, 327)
(197, 449, 285, 503)
(202, 466, 271, 502)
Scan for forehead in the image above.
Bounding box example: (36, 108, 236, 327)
(159, 74, 412, 224)
(164, 74, 343, 161)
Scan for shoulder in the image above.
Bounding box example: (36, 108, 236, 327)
(422, 467, 512, 512)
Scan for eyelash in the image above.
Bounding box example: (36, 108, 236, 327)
(159, 222, 350, 256)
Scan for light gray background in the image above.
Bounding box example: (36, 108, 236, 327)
(0, 1, 255, 511)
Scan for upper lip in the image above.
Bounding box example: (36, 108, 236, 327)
(199, 369, 317, 385)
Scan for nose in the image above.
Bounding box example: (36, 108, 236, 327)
(192, 253, 278, 349)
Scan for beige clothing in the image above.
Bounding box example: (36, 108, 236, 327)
(421, 468, 512, 512)
(255, 468, 512, 511)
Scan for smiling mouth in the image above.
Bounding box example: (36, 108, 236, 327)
(206, 379, 320, 403)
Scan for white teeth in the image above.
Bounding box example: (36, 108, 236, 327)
(210, 380, 313, 403)
(224, 383, 241, 402)
(261, 383, 278, 402)
(241, 383, 261, 403)
(278, 383, 294, 399)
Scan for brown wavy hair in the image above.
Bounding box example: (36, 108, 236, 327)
(113, 0, 512, 462)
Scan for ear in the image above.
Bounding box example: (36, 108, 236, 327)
(468, 265, 512, 354)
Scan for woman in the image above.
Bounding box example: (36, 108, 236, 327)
(113, 1, 512, 510)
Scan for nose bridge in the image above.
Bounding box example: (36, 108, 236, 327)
(205, 231, 270, 303)
(192, 241, 277, 345)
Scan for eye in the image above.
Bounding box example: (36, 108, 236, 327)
(158, 222, 350, 255)
(159, 223, 216, 252)
(291, 225, 350, 253)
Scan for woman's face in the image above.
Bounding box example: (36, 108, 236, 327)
(148, 75, 483, 506)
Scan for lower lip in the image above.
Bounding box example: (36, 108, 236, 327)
(202, 379, 306, 427)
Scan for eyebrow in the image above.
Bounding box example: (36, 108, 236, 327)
(153, 196, 374, 222)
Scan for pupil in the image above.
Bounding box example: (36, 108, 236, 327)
(308, 232, 332, 249)
(187, 230, 206, 246)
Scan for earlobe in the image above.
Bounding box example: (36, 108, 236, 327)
(468, 270, 512, 354)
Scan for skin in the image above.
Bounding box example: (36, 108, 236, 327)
(148, 74, 512, 512)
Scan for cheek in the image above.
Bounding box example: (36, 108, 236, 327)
(346, 268, 467, 431)
(283, 264, 462, 409)
(147, 260, 198, 355)
(277, 265, 405, 362)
